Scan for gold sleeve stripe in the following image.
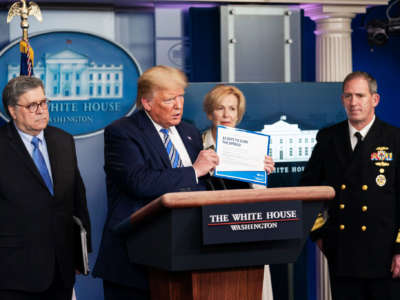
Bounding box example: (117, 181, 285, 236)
(396, 230, 400, 243)
(311, 214, 326, 232)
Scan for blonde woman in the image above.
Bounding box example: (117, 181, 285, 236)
(202, 84, 274, 300)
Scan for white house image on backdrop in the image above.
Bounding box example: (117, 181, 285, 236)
(260, 115, 318, 163)
(8, 49, 123, 101)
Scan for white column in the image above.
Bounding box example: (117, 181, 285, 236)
(302, 4, 383, 300)
(315, 247, 332, 300)
(303, 4, 366, 82)
(303, 6, 356, 299)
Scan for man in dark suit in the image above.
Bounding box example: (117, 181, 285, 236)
(300, 71, 400, 300)
(0, 76, 91, 300)
(93, 65, 219, 300)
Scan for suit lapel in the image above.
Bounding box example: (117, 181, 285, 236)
(7, 122, 51, 193)
(176, 124, 197, 163)
(333, 121, 353, 169)
(343, 118, 381, 180)
(353, 118, 382, 170)
(136, 111, 198, 166)
(361, 118, 381, 152)
(136, 111, 171, 168)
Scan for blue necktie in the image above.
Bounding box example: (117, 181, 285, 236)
(160, 128, 183, 168)
(31, 136, 54, 195)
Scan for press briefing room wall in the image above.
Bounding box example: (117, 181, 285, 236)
(0, 2, 400, 300)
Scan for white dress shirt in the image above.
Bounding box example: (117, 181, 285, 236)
(145, 111, 197, 180)
(348, 115, 375, 150)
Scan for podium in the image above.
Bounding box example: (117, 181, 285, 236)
(119, 186, 334, 300)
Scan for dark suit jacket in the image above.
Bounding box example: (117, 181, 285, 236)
(93, 110, 207, 289)
(300, 118, 400, 278)
(0, 122, 91, 292)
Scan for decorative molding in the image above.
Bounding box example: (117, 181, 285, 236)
(159, 0, 388, 4)
(302, 4, 366, 20)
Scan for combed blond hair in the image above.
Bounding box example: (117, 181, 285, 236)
(203, 84, 246, 123)
(136, 65, 188, 110)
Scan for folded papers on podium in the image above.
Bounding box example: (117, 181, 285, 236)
(73, 216, 89, 275)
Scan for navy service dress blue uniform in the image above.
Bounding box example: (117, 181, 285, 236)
(300, 118, 400, 299)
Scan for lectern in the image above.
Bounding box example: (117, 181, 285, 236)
(117, 186, 334, 300)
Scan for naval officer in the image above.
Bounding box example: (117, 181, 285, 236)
(300, 71, 400, 300)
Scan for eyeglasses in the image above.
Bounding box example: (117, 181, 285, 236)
(16, 99, 50, 113)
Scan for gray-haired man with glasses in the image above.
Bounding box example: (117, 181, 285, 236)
(0, 76, 91, 300)
(15, 98, 50, 113)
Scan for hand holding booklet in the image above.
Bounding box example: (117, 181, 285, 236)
(214, 125, 270, 185)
